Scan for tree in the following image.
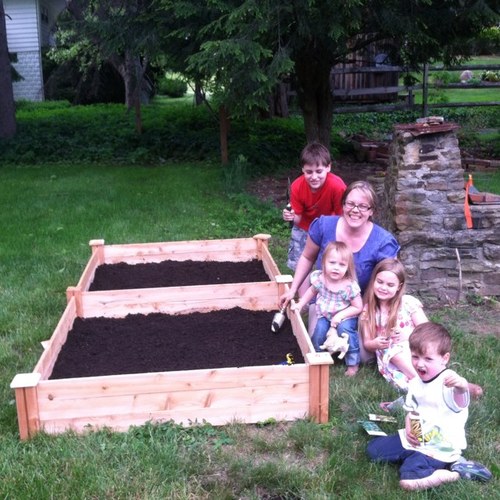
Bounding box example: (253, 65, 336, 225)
(159, 1, 293, 163)
(0, 0, 16, 139)
(54, 0, 159, 133)
(160, 0, 499, 151)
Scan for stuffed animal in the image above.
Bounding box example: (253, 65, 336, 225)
(320, 327, 349, 359)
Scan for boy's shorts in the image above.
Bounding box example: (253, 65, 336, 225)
(287, 226, 308, 271)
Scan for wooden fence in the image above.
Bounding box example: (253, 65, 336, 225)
(330, 64, 500, 114)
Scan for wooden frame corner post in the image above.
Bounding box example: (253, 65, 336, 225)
(10, 373, 42, 440)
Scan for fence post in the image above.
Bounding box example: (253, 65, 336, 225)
(422, 63, 429, 117)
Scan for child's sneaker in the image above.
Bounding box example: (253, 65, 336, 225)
(450, 458, 492, 482)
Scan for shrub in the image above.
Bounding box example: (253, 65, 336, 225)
(2, 99, 498, 169)
(481, 70, 500, 82)
(431, 71, 458, 86)
(158, 78, 187, 98)
(472, 26, 500, 55)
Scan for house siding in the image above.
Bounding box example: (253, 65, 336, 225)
(5, 0, 66, 101)
(5, 0, 40, 52)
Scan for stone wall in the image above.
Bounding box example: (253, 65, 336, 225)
(380, 118, 500, 302)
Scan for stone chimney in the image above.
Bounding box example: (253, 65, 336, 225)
(383, 117, 500, 302)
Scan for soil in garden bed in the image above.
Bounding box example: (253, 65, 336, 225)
(89, 259, 271, 291)
(50, 308, 303, 379)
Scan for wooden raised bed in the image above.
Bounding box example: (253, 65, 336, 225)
(11, 251, 333, 440)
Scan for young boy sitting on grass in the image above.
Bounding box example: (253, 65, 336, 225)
(282, 142, 346, 274)
(367, 322, 491, 491)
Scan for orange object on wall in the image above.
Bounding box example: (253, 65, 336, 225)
(464, 174, 473, 229)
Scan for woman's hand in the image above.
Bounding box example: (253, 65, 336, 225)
(279, 290, 295, 309)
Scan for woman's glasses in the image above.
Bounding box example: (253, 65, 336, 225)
(344, 201, 372, 212)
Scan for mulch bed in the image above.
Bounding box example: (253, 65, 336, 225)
(49, 308, 302, 379)
(89, 259, 270, 290)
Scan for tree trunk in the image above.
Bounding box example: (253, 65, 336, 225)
(115, 52, 145, 134)
(219, 105, 230, 165)
(0, 0, 16, 139)
(294, 52, 334, 149)
(194, 81, 205, 106)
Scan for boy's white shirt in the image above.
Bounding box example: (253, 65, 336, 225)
(399, 368, 470, 463)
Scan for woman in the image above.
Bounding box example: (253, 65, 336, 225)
(280, 181, 400, 362)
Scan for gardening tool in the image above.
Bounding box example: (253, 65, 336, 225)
(271, 307, 286, 333)
(285, 176, 293, 228)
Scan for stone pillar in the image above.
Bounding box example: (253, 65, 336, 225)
(384, 117, 500, 302)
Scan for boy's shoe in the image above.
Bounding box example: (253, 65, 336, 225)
(451, 458, 492, 482)
(400, 469, 459, 491)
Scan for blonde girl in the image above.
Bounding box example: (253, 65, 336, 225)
(293, 241, 363, 376)
(361, 258, 484, 401)
(360, 258, 427, 390)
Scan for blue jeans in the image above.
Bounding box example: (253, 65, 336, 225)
(367, 434, 450, 480)
(311, 317, 360, 366)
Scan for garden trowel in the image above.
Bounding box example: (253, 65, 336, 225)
(271, 307, 286, 333)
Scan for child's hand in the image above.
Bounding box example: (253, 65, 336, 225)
(443, 370, 468, 392)
(290, 301, 302, 312)
(376, 336, 391, 349)
(404, 417, 421, 447)
(282, 206, 295, 222)
(389, 328, 402, 343)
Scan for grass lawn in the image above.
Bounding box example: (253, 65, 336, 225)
(400, 55, 500, 106)
(0, 161, 498, 499)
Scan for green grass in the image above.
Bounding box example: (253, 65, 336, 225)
(469, 169, 500, 194)
(401, 55, 500, 106)
(0, 162, 498, 498)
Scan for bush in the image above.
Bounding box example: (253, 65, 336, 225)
(2, 99, 498, 168)
(472, 26, 500, 55)
(158, 78, 187, 98)
(431, 71, 459, 86)
(481, 70, 500, 82)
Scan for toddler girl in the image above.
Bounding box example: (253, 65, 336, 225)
(292, 241, 363, 376)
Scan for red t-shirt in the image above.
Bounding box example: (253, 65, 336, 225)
(290, 172, 346, 231)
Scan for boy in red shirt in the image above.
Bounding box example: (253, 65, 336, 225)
(283, 142, 346, 272)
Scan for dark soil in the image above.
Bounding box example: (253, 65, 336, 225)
(51, 249, 301, 379)
(50, 308, 302, 379)
(89, 259, 270, 291)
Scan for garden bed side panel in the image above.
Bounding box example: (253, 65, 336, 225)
(101, 235, 272, 264)
(69, 281, 281, 318)
(34, 364, 311, 434)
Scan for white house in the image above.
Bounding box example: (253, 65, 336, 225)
(5, 0, 66, 101)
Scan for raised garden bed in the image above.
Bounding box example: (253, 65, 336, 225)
(11, 238, 333, 440)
